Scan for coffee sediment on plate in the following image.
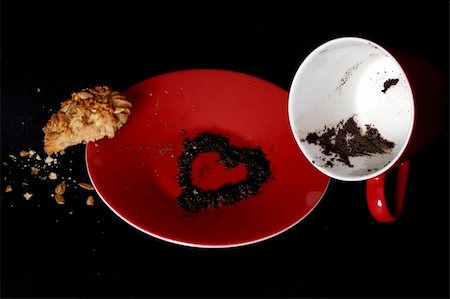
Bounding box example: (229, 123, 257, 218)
(302, 116, 395, 167)
(176, 132, 272, 212)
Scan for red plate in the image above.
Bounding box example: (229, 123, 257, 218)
(86, 69, 329, 248)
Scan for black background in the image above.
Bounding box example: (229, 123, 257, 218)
(1, 1, 449, 298)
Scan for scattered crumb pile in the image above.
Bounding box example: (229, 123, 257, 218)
(3, 85, 134, 208)
(3, 149, 96, 206)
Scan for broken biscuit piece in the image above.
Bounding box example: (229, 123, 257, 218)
(54, 193, 65, 205)
(86, 196, 94, 206)
(43, 86, 132, 155)
(55, 181, 66, 195)
(79, 182, 94, 190)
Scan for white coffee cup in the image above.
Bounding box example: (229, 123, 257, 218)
(288, 37, 447, 222)
(288, 37, 414, 181)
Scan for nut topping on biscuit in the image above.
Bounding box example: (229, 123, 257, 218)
(43, 86, 132, 155)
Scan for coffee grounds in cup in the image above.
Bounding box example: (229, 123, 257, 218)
(381, 78, 399, 93)
(302, 116, 395, 167)
(176, 132, 272, 212)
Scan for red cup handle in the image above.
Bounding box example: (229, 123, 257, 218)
(366, 160, 410, 222)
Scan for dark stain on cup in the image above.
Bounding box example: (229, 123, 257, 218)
(381, 78, 399, 93)
(336, 62, 362, 92)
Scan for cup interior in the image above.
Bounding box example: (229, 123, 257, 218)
(288, 37, 414, 181)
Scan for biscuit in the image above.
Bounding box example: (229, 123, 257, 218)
(43, 86, 132, 155)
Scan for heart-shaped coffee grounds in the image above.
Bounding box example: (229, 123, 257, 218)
(191, 152, 248, 190)
(177, 132, 272, 212)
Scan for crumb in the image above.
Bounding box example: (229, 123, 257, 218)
(55, 181, 66, 194)
(23, 192, 33, 200)
(31, 167, 40, 175)
(86, 196, 94, 206)
(159, 144, 173, 155)
(5, 185, 12, 192)
(54, 193, 65, 205)
(48, 172, 57, 180)
(19, 150, 29, 157)
(79, 182, 94, 190)
(45, 156, 54, 164)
